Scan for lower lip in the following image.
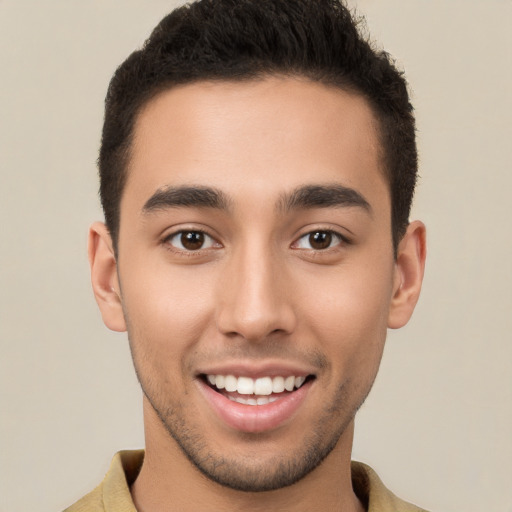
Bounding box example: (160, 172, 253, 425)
(197, 378, 313, 433)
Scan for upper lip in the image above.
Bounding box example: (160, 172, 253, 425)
(196, 361, 316, 379)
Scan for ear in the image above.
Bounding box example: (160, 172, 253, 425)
(388, 220, 427, 329)
(88, 222, 127, 332)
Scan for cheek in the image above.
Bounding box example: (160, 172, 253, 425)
(119, 262, 217, 371)
(298, 260, 394, 369)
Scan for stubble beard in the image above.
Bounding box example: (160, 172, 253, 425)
(139, 374, 372, 493)
(124, 312, 381, 493)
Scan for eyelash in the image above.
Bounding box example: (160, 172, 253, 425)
(162, 228, 350, 254)
(163, 229, 219, 253)
(292, 229, 350, 252)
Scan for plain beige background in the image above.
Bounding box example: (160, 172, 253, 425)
(1, 1, 511, 511)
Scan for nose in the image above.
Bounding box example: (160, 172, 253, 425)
(215, 243, 297, 342)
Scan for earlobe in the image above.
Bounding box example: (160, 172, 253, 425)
(387, 220, 427, 329)
(88, 222, 127, 332)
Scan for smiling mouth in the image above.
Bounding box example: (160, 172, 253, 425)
(201, 374, 315, 406)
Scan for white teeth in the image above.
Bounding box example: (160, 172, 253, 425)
(215, 375, 225, 389)
(284, 375, 295, 391)
(228, 395, 281, 406)
(224, 375, 237, 392)
(254, 377, 273, 395)
(272, 376, 285, 393)
(295, 376, 306, 388)
(237, 376, 255, 395)
(206, 373, 309, 396)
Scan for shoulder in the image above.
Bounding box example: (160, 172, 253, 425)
(63, 484, 104, 512)
(63, 450, 144, 512)
(351, 461, 430, 512)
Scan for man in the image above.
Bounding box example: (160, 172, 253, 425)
(66, 0, 427, 510)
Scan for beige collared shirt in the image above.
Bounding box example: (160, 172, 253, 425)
(64, 450, 428, 512)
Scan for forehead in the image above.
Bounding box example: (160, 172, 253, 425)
(124, 77, 387, 213)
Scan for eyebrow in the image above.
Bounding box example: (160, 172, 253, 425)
(142, 185, 231, 213)
(278, 184, 371, 214)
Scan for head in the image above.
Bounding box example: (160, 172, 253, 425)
(99, 0, 417, 256)
(89, 0, 426, 499)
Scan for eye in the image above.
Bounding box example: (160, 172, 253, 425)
(294, 230, 345, 250)
(165, 230, 218, 251)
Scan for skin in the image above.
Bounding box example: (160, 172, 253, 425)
(89, 77, 426, 512)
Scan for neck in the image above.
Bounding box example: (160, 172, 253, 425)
(131, 397, 365, 512)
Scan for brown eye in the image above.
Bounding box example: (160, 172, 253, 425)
(294, 230, 344, 250)
(181, 231, 205, 250)
(309, 231, 332, 250)
(167, 230, 216, 251)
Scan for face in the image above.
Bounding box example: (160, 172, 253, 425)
(91, 77, 424, 492)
